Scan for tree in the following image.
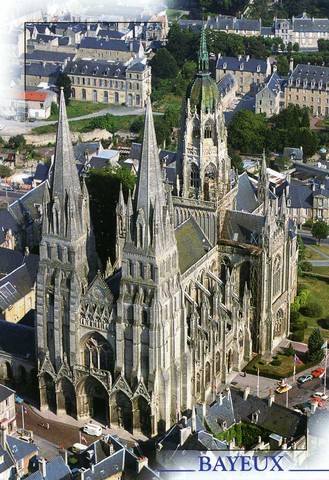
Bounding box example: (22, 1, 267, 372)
(149, 48, 178, 80)
(311, 220, 329, 246)
(293, 42, 300, 52)
(8, 135, 26, 150)
(228, 110, 269, 153)
(307, 327, 325, 363)
(0, 165, 11, 178)
(56, 73, 72, 105)
(275, 55, 289, 76)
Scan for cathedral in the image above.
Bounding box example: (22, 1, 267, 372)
(36, 28, 298, 436)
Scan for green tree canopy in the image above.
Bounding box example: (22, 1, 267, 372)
(311, 221, 329, 245)
(228, 110, 269, 154)
(8, 135, 26, 150)
(307, 327, 325, 363)
(0, 165, 11, 178)
(56, 73, 72, 105)
(150, 48, 179, 80)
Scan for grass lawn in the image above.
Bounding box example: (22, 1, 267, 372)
(245, 349, 308, 379)
(152, 94, 182, 113)
(46, 100, 108, 121)
(31, 115, 142, 136)
(315, 117, 329, 128)
(298, 276, 329, 341)
(305, 247, 324, 261)
(312, 266, 329, 276)
(312, 244, 329, 256)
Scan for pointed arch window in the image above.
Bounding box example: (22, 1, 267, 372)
(204, 123, 212, 139)
(82, 88, 86, 100)
(275, 309, 283, 337)
(205, 361, 211, 386)
(190, 163, 200, 188)
(273, 255, 282, 298)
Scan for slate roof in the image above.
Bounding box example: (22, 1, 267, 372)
(222, 210, 265, 245)
(0, 261, 38, 311)
(265, 71, 282, 94)
(0, 319, 35, 360)
(64, 60, 126, 80)
(217, 56, 269, 74)
(293, 17, 329, 33)
(175, 217, 212, 273)
(34, 163, 49, 183)
(0, 444, 14, 476)
(25, 50, 74, 63)
(6, 435, 38, 462)
(27, 457, 71, 480)
(9, 182, 46, 224)
(98, 29, 129, 39)
(0, 209, 19, 245)
(207, 16, 261, 32)
(25, 63, 62, 79)
(0, 247, 39, 278)
(74, 142, 101, 164)
(288, 184, 313, 208)
(230, 389, 306, 439)
(288, 64, 329, 90)
(261, 26, 274, 36)
(0, 384, 15, 402)
(35, 34, 60, 44)
(236, 172, 259, 213)
(79, 37, 141, 53)
(217, 73, 237, 97)
(313, 188, 329, 198)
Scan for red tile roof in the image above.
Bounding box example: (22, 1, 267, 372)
(12, 91, 49, 102)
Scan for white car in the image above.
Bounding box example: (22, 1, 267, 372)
(311, 392, 328, 400)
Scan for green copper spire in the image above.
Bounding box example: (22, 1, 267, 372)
(198, 24, 209, 73)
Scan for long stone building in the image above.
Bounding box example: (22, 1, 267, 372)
(30, 29, 298, 436)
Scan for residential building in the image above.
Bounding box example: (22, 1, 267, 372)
(216, 54, 271, 95)
(0, 247, 39, 323)
(64, 58, 151, 107)
(216, 73, 237, 110)
(6, 436, 38, 478)
(274, 14, 329, 50)
(0, 385, 16, 432)
(77, 37, 144, 62)
(255, 71, 283, 117)
(207, 15, 262, 36)
(33, 29, 297, 437)
(25, 63, 63, 88)
(285, 63, 329, 116)
(26, 457, 71, 480)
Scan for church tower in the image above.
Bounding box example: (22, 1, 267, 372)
(176, 25, 231, 202)
(36, 90, 96, 403)
(116, 97, 186, 433)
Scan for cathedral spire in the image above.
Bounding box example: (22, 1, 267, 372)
(198, 24, 209, 73)
(258, 149, 269, 213)
(135, 95, 166, 224)
(52, 88, 82, 204)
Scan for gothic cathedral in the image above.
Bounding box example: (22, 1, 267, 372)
(36, 29, 298, 436)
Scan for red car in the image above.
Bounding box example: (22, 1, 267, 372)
(311, 367, 325, 378)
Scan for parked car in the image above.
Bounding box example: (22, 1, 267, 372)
(29, 118, 36, 122)
(276, 384, 292, 394)
(15, 395, 24, 404)
(311, 392, 328, 400)
(311, 367, 325, 378)
(295, 402, 312, 414)
(297, 374, 313, 383)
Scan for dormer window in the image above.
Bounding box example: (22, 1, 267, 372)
(103, 68, 110, 76)
(303, 79, 307, 88)
(311, 80, 315, 88)
(92, 66, 99, 75)
(223, 62, 227, 69)
(319, 80, 323, 89)
(288, 78, 293, 86)
(70, 64, 77, 73)
(256, 65, 261, 73)
(240, 63, 244, 71)
(296, 78, 300, 87)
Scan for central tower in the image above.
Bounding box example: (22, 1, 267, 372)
(176, 25, 231, 202)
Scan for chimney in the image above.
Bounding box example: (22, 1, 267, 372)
(243, 386, 250, 401)
(191, 406, 196, 433)
(39, 458, 47, 478)
(181, 415, 187, 428)
(238, 55, 242, 61)
(179, 425, 191, 446)
(136, 456, 148, 474)
(246, 55, 250, 62)
(219, 392, 223, 405)
(24, 246, 30, 256)
(273, 64, 277, 73)
(0, 425, 7, 449)
(268, 394, 275, 407)
(311, 402, 317, 414)
(289, 57, 294, 72)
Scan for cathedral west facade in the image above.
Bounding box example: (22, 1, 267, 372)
(35, 29, 298, 436)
